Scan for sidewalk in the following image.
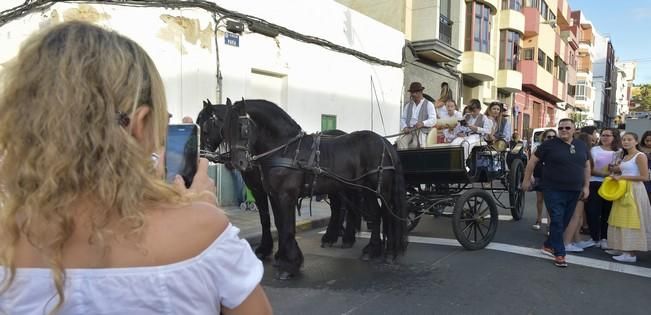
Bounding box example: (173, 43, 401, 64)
(223, 200, 332, 245)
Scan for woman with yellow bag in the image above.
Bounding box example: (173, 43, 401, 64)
(607, 132, 651, 263)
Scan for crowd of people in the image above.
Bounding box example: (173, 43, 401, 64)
(524, 123, 651, 267)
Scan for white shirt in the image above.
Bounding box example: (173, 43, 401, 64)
(400, 99, 437, 130)
(0, 224, 263, 314)
(461, 114, 492, 135)
(590, 146, 618, 182)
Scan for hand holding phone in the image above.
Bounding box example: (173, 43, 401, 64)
(165, 124, 199, 188)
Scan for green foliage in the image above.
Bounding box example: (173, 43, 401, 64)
(631, 84, 651, 112)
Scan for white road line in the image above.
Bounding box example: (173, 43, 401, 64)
(318, 230, 651, 278)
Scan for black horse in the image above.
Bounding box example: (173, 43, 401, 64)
(197, 100, 360, 261)
(223, 99, 408, 279)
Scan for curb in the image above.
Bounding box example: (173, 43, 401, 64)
(243, 216, 331, 246)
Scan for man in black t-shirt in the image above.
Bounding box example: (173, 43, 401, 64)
(522, 119, 590, 268)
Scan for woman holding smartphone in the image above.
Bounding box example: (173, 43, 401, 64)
(0, 22, 271, 314)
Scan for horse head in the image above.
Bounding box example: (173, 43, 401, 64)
(224, 98, 254, 171)
(196, 98, 228, 153)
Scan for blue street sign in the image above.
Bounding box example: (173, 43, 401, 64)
(225, 33, 239, 47)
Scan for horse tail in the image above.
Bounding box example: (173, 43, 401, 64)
(384, 138, 408, 255)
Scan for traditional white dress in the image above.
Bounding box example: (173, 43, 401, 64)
(607, 152, 651, 251)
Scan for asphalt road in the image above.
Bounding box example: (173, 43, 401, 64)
(261, 191, 651, 315)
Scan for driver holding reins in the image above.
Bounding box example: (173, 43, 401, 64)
(396, 82, 437, 150)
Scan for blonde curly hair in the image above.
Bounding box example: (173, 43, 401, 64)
(0, 21, 182, 312)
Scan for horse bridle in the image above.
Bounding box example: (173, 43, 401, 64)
(199, 112, 231, 164)
(232, 113, 307, 164)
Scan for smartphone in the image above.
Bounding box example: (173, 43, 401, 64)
(165, 124, 200, 188)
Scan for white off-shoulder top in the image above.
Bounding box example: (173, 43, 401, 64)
(0, 224, 263, 314)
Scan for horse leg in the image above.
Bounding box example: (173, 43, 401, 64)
(361, 193, 383, 261)
(273, 193, 304, 280)
(321, 195, 342, 247)
(251, 188, 273, 260)
(341, 192, 361, 249)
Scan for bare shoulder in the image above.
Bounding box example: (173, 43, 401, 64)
(143, 201, 230, 265)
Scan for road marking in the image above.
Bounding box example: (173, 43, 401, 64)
(319, 230, 651, 278)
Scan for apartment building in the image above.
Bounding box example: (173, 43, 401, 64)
(615, 61, 637, 120)
(571, 10, 596, 124)
(512, 0, 577, 137)
(592, 35, 618, 128)
(336, 0, 463, 105)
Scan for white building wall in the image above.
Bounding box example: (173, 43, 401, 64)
(591, 31, 609, 123)
(0, 0, 404, 135)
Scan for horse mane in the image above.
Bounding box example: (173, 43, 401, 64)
(235, 99, 302, 137)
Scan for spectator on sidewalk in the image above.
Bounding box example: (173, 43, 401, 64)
(606, 132, 651, 263)
(531, 129, 556, 231)
(0, 22, 271, 314)
(639, 130, 651, 202)
(563, 132, 596, 252)
(583, 128, 621, 250)
(522, 119, 590, 267)
(182, 116, 194, 123)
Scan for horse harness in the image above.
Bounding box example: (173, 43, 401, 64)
(234, 113, 398, 204)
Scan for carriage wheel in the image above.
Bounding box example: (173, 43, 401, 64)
(406, 195, 423, 232)
(452, 189, 498, 250)
(508, 158, 525, 221)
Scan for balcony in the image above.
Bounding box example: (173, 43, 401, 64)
(499, 9, 525, 34)
(461, 51, 495, 81)
(411, 13, 461, 64)
(561, 30, 578, 50)
(497, 69, 522, 93)
(523, 7, 540, 37)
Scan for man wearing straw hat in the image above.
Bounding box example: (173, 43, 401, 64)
(397, 82, 437, 150)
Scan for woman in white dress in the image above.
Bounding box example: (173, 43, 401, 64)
(607, 132, 651, 263)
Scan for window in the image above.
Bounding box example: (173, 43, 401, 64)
(440, 0, 453, 45)
(465, 1, 492, 53)
(321, 115, 336, 131)
(524, 0, 539, 8)
(499, 30, 521, 70)
(546, 56, 553, 72)
(555, 55, 567, 83)
(540, 0, 549, 20)
(440, 0, 451, 17)
(548, 11, 556, 22)
(576, 80, 586, 100)
(501, 0, 522, 11)
(523, 47, 534, 60)
(568, 84, 576, 97)
(538, 49, 546, 67)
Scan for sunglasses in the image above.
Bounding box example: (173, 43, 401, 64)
(601, 134, 613, 137)
(570, 144, 576, 154)
(546, 135, 556, 139)
(558, 126, 573, 131)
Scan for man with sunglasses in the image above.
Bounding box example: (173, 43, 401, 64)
(522, 119, 591, 267)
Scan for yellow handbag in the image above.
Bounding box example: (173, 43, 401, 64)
(608, 181, 641, 229)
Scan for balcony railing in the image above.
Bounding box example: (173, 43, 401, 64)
(439, 15, 452, 46)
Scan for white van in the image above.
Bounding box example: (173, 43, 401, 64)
(530, 127, 557, 153)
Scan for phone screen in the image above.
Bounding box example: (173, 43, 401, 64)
(165, 124, 199, 187)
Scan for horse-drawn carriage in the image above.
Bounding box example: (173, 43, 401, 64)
(198, 98, 527, 279)
(397, 140, 527, 250)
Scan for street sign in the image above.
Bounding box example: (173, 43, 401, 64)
(225, 33, 239, 47)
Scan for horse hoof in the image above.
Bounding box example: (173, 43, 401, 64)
(341, 242, 354, 249)
(276, 271, 294, 280)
